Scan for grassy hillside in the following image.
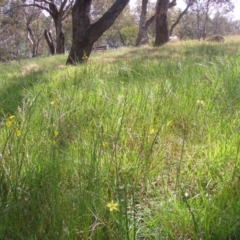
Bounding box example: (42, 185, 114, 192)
(1, 37, 240, 239)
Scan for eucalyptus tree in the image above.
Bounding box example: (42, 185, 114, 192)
(20, 0, 72, 54)
(190, 0, 234, 39)
(135, 0, 176, 46)
(135, 0, 149, 46)
(66, 0, 130, 65)
(22, 6, 47, 57)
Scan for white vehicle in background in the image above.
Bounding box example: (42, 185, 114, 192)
(169, 35, 179, 41)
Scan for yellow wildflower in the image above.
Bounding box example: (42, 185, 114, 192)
(82, 51, 88, 61)
(8, 115, 15, 120)
(53, 130, 59, 137)
(102, 141, 108, 147)
(196, 100, 205, 107)
(15, 129, 21, 137)
(5, 120, 12, 127)
(149, 128, 156, 135)
(50, 98, 59, 106)
(5, 115, 16, 127)
(107, 200, 118, 212)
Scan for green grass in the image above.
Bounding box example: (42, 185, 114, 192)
(1, 37, 240, 239)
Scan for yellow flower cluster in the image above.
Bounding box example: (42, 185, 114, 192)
(15, 129, 21, 137)
(196, 100, 205, 107)
(82, 51, 88, 61)
(5, 115, 21, 137)
(5, 115, 15, 127)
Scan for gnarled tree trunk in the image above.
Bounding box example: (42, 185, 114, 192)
(66, 0, 129, 65)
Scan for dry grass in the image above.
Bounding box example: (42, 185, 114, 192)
(20, 63, 42, 76)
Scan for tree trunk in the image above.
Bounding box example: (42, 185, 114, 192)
(27, 26, 37, 57)
(44, 29, 55, 55)
(136, 0, 176, 47)
(66, 0, 130, 65)
(203, 0, 211, 40)
(154, 0, 170, 47)
(54, 18, 65, 54)
(136, 0, 148, 46)
(118, 30, 126, 46)
(49, 3, 65, 54)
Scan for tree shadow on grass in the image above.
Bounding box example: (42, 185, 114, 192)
(0, 67, 47, 118)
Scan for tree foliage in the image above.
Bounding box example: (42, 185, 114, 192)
(189, 0, 234, 39)
(0, 0, 52, 61)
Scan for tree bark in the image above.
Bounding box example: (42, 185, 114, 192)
(66, 0, 130, 65)
(49, 3, 66, 54)
(27, 26, 38, 57)
(136, 0, 176, 46)
(154, 0, 170, 47)
(136, 0, 148, 46)
(44, 29, 55, 55)
(55, 20, 65, 54)
(202, 0, 210, 40)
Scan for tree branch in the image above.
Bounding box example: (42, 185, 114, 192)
(144, 15, 155, 30)
(34, 0, 52, 4)
(59, 0, 68, 13)
(62, 5, 72, 20)
(169, 0, 177, 8)
(89, 0, 130, 41)
(170, 0, 193, 35)
(18, 4, 51, 14)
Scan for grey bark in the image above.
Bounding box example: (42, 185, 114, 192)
(136, 0, 176, 46)
(66, 0, 130, 65)
(154, 0, 170, 47)
(136, 0, 149, 46)
(44, 29, 55, 55)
